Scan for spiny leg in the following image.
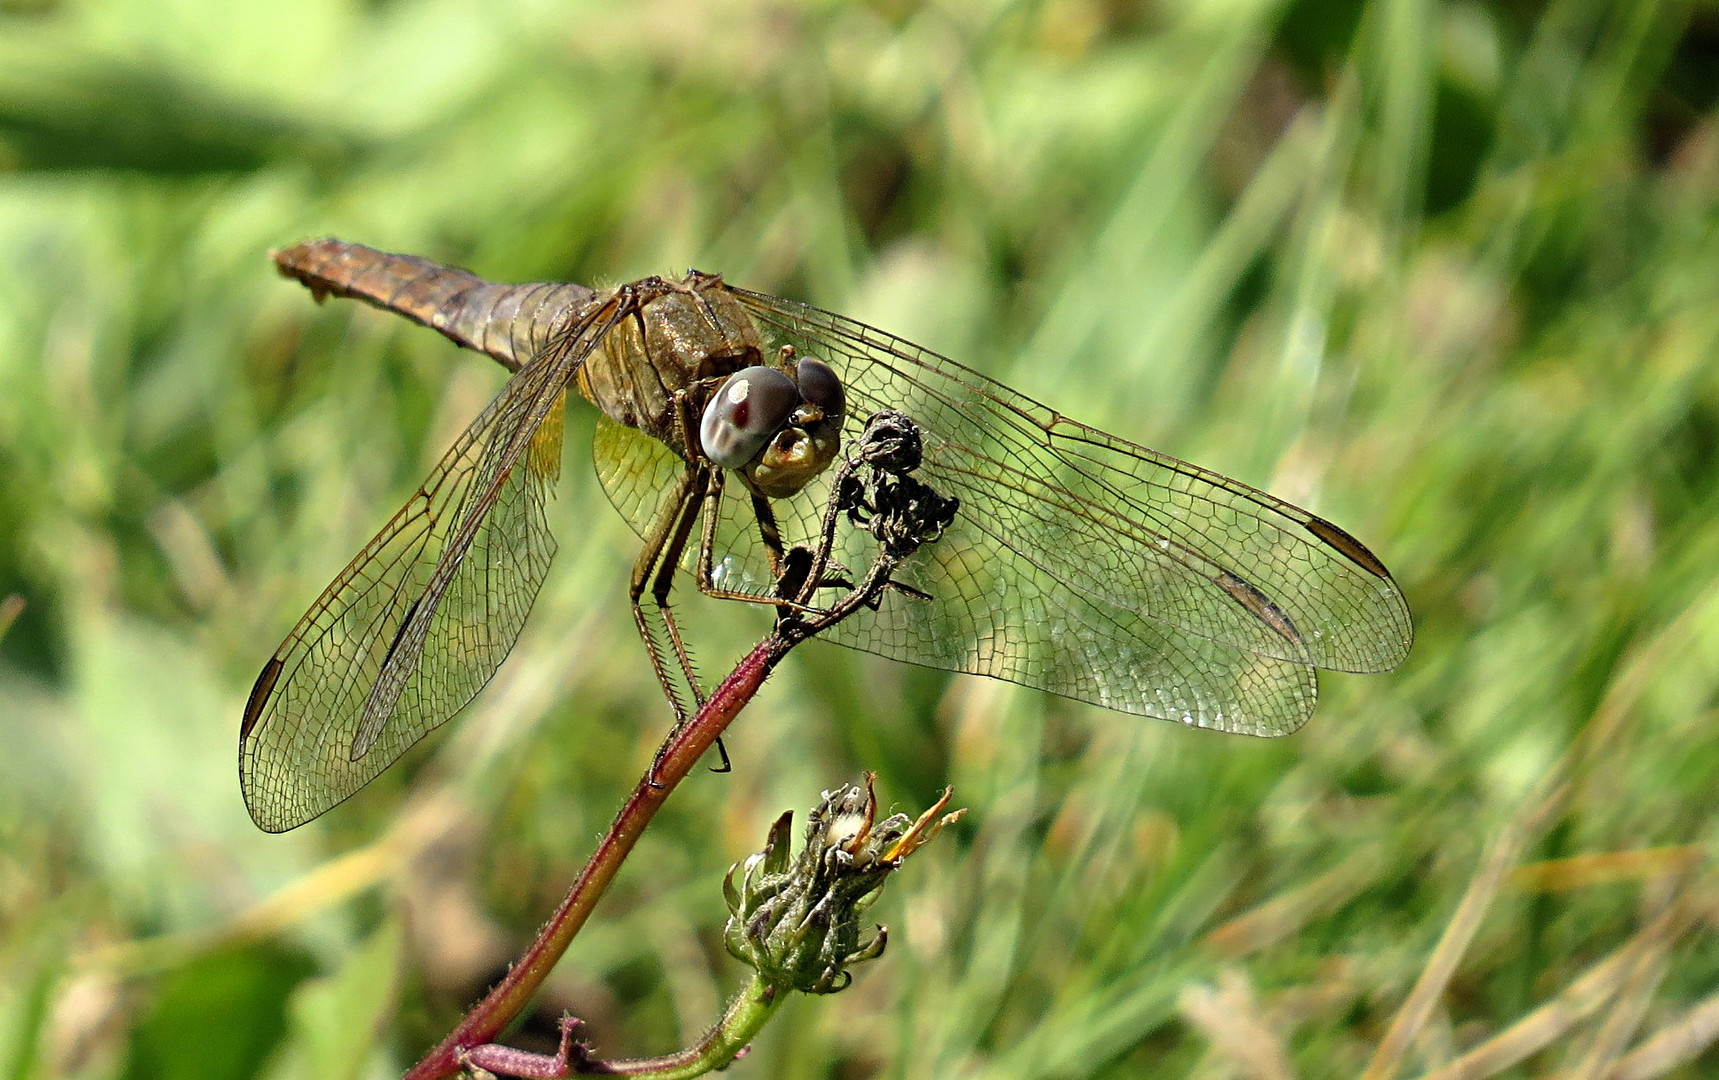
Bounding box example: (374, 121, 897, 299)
(748, 492, 866, 606)
(647, 463, 712, 711)
(633, 467, 731, 774)
(630, 468, 702, 725)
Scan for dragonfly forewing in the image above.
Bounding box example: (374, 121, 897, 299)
(239, 300, 621, 832)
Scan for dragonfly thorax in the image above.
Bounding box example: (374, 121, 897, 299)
(575, 277, 764, 449)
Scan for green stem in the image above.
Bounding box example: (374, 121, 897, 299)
(601, 973, 788, 1077)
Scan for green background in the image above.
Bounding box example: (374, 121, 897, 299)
(3, 0, 1718, 1077)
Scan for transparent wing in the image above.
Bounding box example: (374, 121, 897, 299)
(239, 303, 621, 832)
(591, 412, 776, 600)
(591, 411, 690, 549)
(683, 287, 1412, 735)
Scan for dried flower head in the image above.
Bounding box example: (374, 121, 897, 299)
(723, 774, 964, 994)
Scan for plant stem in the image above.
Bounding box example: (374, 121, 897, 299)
(401, 637, 788, 1080)
(593, 974, 786, 1077)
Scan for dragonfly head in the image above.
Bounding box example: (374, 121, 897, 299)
(700, 356, 846, 499)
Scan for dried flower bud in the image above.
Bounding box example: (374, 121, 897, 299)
(723, 774, 964, 994)
(836, 411, 960, 560)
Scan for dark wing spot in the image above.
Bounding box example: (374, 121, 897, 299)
(1304, 515, 1392, 579)
(378, 596, 424, 676)
(240, 657, 284, 740)
(1215, 570, 1304, 651)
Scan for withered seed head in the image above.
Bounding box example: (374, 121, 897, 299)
(723, 774, 964, 994)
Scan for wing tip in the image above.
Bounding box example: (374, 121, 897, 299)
(348, 699, 390, 763)
(1301, 514, 1415, 673)
(246, 807, 299, 834)
(237, 772, 306, 834)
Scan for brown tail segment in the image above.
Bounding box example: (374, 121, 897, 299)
(272, 238, 598, 372)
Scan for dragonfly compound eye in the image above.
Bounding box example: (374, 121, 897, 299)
(794, 357, 845, 419)
(701, 366, 800, 469)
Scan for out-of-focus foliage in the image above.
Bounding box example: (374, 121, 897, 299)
(2, 0, 1718, 1077)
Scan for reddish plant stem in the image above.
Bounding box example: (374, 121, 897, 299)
(402, 637, 787, 1080)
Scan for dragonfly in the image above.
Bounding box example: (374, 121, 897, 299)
(240, 238, 1413, 833)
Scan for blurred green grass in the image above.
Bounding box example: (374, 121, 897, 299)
(3, 0, 1719, 1077)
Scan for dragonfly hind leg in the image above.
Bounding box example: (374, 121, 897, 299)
(629, 466, 709, 724)
(633, 463, 734, 779)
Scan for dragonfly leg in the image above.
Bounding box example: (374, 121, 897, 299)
(634, 467, 736, 782)
(630, 468, 704, 725)
(751, 492, 786, 579)
(647, 465, 711, 708)
(689, 483, 831, 616)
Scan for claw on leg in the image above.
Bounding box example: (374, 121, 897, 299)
(709, 734, 733, 773)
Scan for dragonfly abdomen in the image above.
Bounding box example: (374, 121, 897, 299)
(272, 238, 596, 372)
